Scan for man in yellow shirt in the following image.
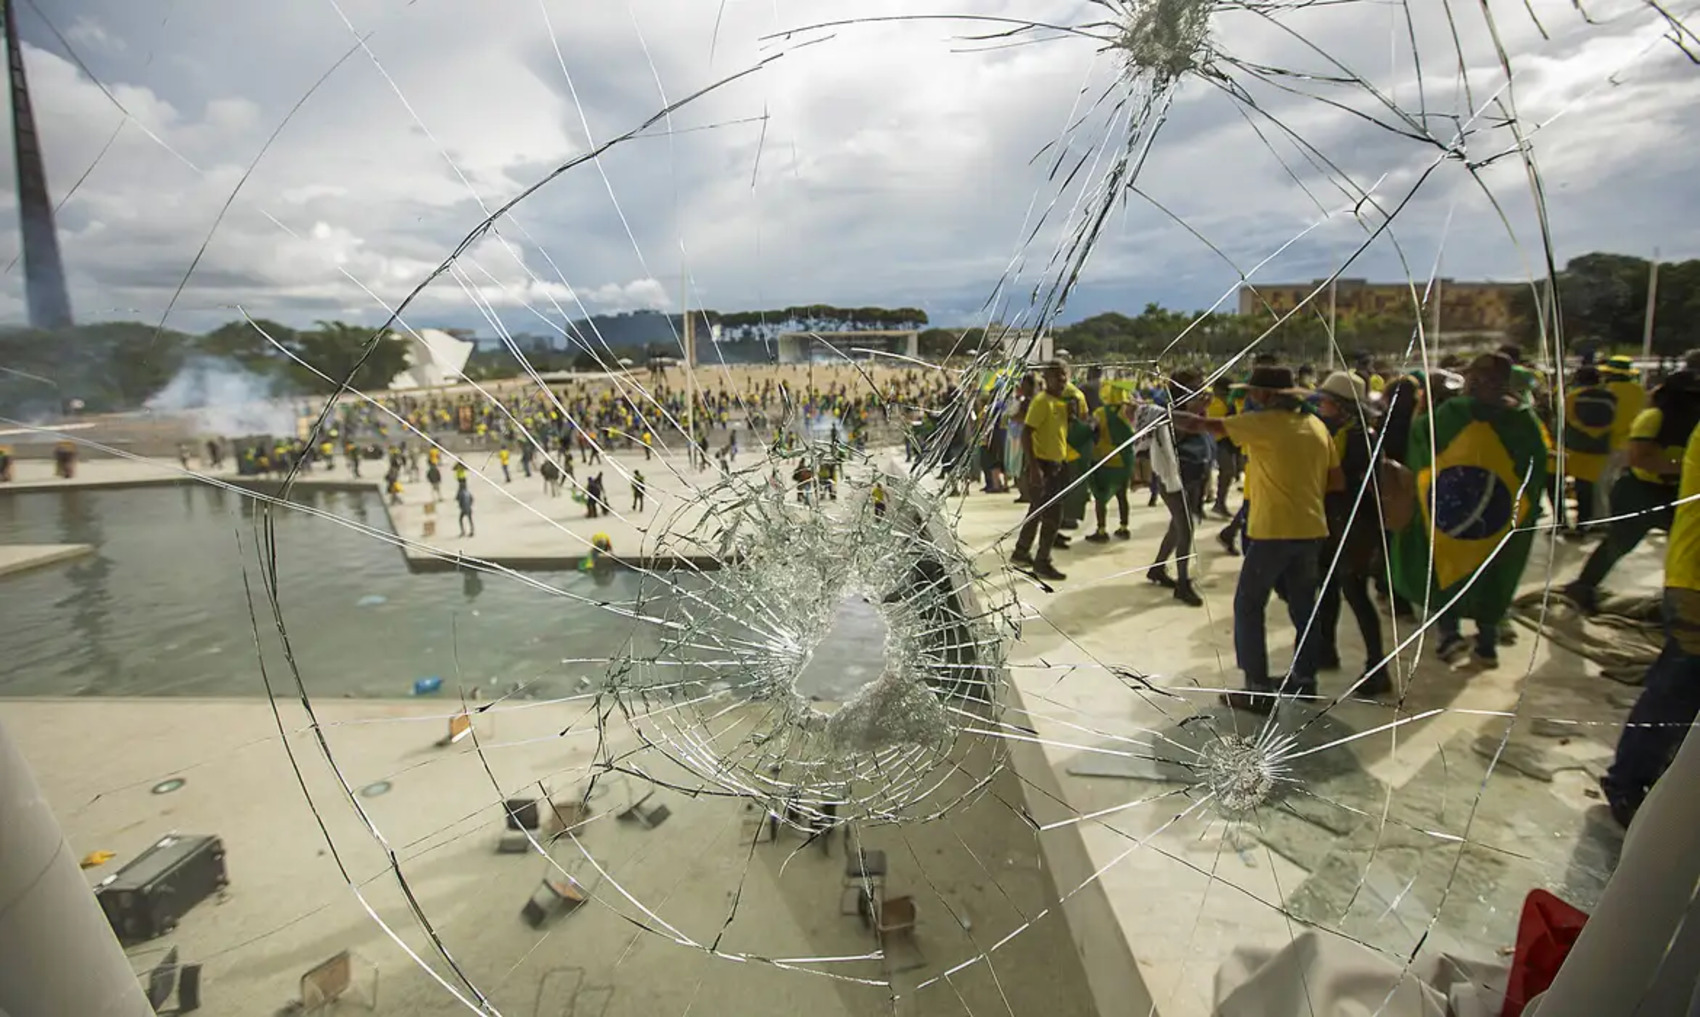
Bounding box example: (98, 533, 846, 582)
(1600, 417, 1700, 827)
(1011, 361, 1072, 581)
(1563, 370, 1697, 613)
(1177, 365, 1341, 709)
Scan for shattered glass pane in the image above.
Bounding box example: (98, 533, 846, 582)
(3, 0, 1698, 1015)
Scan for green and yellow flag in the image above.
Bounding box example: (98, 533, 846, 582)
(1393, 397, 1548, 621)
(1562, 385, 1616, 483)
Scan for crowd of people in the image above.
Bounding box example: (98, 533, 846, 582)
(989, 346, 1698, 828)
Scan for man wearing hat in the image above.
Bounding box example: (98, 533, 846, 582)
(1177, 365, 1341, 710)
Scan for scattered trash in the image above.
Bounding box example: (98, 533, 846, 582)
(413, 676, 443, 695)
(81, 850, 116, 869)
(435, 712, 472, 747)
(356, 594, 387, 608)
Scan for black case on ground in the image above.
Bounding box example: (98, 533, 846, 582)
(94, 833, 227, 943)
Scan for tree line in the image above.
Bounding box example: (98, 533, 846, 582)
(0, 319, 410, 417)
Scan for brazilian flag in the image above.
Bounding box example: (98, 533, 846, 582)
(1562, 385, 1616, 482)
(1392, 397, 1548, 622)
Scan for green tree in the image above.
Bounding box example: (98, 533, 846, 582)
(285, 321, 412, 393)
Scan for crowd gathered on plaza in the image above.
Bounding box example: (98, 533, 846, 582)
(982, 345, 1698, 829)
(163, 347, 1700, 829)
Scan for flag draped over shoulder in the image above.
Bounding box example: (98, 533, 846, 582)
(1393, 397, 1548, 621)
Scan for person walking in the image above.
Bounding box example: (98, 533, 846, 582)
(1392, 353, 1547, 667)
(1598, 418, 1700, 827)
(1562, 370, 1698, 613)
(426, 461, 442, 502)
(1011, 360, 1072, 582)
(1147, 376, 1205, 607)
(631, 470, 646, 512)
(1310, 372, 1390, 695)
(456, 482, 475, 538)
(1177, 364, 1339, 710)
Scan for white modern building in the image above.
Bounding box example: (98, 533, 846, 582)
(387, 328, 474, 390)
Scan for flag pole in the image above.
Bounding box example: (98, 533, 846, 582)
(1640, 248, 1660, 363)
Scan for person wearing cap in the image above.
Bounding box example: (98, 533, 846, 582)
(1176, 365, 1341, 710)
(1599, 417, 1700, 827)
(1011, 360, 1073, 581)
(1562, 369, 1700, 613)
(1561, 366, 1616, 537)
(1602, 355, 1648, 460)
(1310, 371, 1391, 696)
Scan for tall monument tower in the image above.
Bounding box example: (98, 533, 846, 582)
(3, 0, 72, 329)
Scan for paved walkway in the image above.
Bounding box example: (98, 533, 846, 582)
(2, 451, 1668, 1016)
(945, 480, 1657, 1015)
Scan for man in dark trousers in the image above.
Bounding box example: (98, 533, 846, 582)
(1010, 360, 1072, 582)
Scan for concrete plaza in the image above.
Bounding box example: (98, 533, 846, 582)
(0, 446, 1667, 1016)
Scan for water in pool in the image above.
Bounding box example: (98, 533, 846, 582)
(0, 486, 682, 698)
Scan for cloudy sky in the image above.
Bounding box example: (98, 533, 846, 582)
(6, 0, 1699, 336)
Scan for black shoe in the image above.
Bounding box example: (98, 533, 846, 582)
(1598, 776, 1640, 829)
(1114, 527, 1131, 540)
(1359, 670, 1393, 697)
(1147, 567, 1176, 588)
(1212, 504, 1231, 519)
(1085, 531, 1111, 543)
(1033, 562, 1066, 581)
(1011, 549, 1034, 566)
(1436, 635, 1469, 664)
(1560, 582, 1598, 615)
(1174, 582, 1202, 607)
(1217, 529, 1239, 557)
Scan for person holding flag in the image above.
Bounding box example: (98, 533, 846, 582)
(1083, 382, 1135, 543)
(1392, 353, 1547, 668)
(1562, 369, 1700, 613)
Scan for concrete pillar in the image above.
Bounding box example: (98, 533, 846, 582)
(0, 720, 153, 1017)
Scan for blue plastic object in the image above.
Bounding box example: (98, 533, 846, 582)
(413, 676, 443, 695)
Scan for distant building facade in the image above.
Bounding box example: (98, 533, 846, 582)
(1238, 278, 1523, 336)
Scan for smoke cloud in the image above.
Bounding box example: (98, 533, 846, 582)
(144, 357, 300, 436)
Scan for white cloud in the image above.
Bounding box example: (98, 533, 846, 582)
(2, 0, 1696, 336)
(64, 16, 123, 55)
